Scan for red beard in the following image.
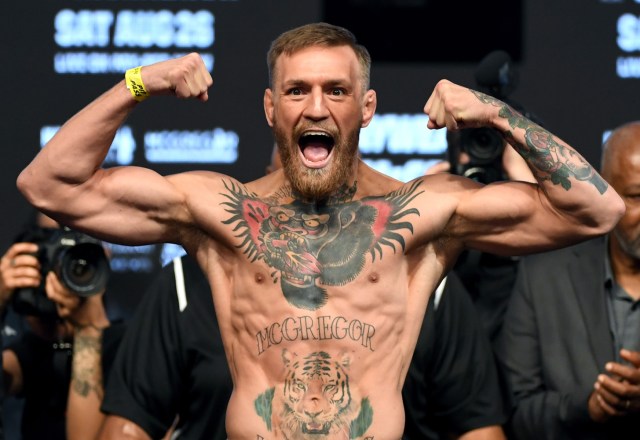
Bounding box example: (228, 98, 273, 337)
(274, 122, 360, 200)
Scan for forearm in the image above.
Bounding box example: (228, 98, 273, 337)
(487, 97, 624, 232)
(19, 53, 211, 215)
(17, 81, 137, 213)
(67, 325, 108, 440)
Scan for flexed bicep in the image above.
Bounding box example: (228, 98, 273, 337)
(17, 54, 215, 247)
(50, 166, 196, 246)
(452, 179, 587, 256)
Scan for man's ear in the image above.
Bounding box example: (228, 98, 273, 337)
(361, 89, 377, 128)
(264, 89, 275, 127)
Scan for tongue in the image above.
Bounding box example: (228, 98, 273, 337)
(303, 145, 329, 162)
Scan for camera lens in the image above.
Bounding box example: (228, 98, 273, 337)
(57, 243, 109, 296)
(69, 257, 95, 283)
(462, 128, 504, 163)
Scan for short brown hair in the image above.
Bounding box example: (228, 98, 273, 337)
(267, 22, 371, 92)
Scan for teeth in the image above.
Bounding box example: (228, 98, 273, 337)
(303, 131, 330, 137)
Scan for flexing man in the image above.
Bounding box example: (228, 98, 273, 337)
(17, 23, 624, 439)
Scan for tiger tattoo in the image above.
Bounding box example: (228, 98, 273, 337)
(254, 350, 373, 439)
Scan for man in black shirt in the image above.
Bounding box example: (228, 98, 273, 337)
(96, 254, 232, 439)
(403, 271, 508, 439)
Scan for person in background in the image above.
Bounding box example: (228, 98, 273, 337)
(495, 120, 640, 439)
(0, 213, 118, 440)
(402, 271, 508, 439)
(66, 253, 231, 440)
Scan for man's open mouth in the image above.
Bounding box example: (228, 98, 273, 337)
(299, 131, 335, 165)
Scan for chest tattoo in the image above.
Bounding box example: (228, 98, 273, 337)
(221, 180, 423, 310)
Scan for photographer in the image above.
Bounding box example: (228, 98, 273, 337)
(0, 212, 116, 440)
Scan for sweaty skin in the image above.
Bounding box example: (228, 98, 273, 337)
(17, 36, 624, 438)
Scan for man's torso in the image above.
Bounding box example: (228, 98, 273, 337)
(183, 167, 453, 439)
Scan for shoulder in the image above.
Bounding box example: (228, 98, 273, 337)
(385, 174, 481, 220)
(411, 173, 481, 195)
(357, 161, 477, 197)
(166, 170, 248, 201)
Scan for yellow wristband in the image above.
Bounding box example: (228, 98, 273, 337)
(125, 66, 149, 102)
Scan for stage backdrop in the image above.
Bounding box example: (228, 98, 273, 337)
(1, 0, 639, 319)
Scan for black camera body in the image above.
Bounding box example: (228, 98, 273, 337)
(447, 50, 520, 185)
(13, 227, 110, 317)
(447, 127, 506, 184)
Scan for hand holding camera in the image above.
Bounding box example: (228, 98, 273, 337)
(9, 226, 110, 317)
(44, 271, 108, 330)
(0, 242, 40, 311)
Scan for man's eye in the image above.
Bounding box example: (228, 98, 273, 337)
(331, 88, 345, 96)
(287, 88, 302, 95)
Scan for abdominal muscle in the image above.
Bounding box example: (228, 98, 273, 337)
(224, 350, 407, 440)
(220, 291, 412, 440)
(210, 240, 434, 440)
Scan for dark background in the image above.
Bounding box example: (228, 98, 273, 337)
(1, 0, 639, 319)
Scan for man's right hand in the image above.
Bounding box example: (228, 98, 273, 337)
(139, 53, 212, 102)
(0, 242, 40, 310)
(589, 349, 640, 422)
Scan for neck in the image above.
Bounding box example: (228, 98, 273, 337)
(293, 181, 358, 205)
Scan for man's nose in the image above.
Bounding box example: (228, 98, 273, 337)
(302, 89, 330, 120)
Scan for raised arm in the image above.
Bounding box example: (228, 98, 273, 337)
(423, 79, 625, 255)
(17, 54, 213, 245)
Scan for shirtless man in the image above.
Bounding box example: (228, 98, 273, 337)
(17, 23, 624, 439)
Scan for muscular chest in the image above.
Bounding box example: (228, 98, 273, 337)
(224, 190, 420, 311)
(234, 250, 407, 313)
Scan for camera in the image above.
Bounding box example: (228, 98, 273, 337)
(12, 226, 110, 317)
(447, 128, 506, 184)
(447, 49, 517, 185)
